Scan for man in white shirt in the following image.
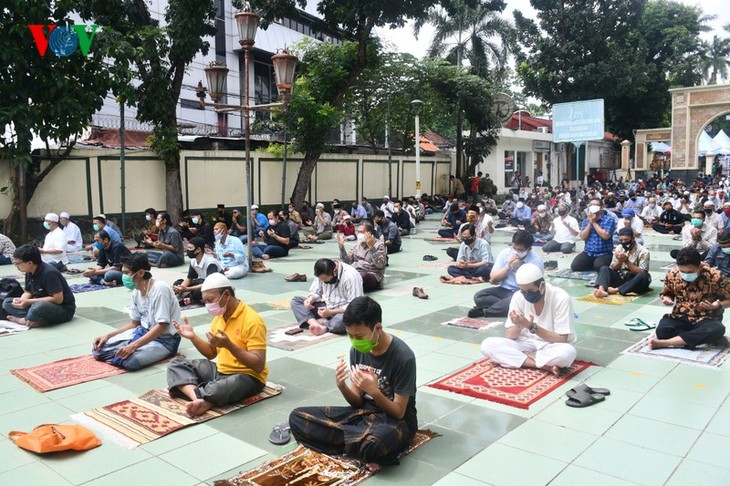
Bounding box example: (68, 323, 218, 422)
(703, 201, 723, 234)
(480, 264, 576, 376)
(542, 204, 579, 254)
(640, 197, 661, 224)
(39, 213, 68, 271)
(60, 212, 83, 253)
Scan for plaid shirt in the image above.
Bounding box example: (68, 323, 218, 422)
(661, 265, 730, 322)
(610, 243, 650, 278)
(580, 213, 616, 256)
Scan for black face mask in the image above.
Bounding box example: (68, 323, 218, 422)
(558, 210, 568, 217)
(462, 237, 474, 246)
(325, 276, 339, 285)
(620, 242, 633, 251)
(187, 249, 198, 259)
(522, 288, 543, 304)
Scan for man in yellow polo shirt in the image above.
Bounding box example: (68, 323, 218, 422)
(167, 273, 268, 416)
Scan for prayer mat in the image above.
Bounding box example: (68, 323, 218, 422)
(72, 383, 283, 448)
(0, 319, 29, 337)
(546, 269, 596, 281)
(11, 353, 184, 392)
(215, 429, 439, 486)
(69, 283, 113, 294)
(418, 260, 451, 270)
(428, 358, 594, 409)
(424, 237, 457, 243)
(439, 275, 485, 285)
(442, 317, 502, 331)
(267, 324, 339, 351)
(622, 336, 730, 368)
(577, 293, 643, 305)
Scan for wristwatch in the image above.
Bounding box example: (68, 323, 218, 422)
(529, 322, 538, 334)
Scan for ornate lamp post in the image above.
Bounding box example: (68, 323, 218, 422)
(411, 99, 424, 198)
(203, 5, 297, 266)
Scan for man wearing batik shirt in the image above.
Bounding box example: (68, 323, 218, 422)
(289, 296, 417, 465)
(652, 248, 730, 350)
(593, 228, 651, 299)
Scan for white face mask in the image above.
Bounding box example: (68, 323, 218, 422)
(357, 233, 366, 243)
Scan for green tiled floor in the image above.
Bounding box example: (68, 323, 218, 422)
(1, 219, 729, 484)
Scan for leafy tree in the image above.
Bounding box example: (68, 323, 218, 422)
(0, 0, 111, 241)
(414, 0, 513, 177)
(515, 0, 712, 140)
(81, 0, 217, 223)
(248, 0, 443, 207)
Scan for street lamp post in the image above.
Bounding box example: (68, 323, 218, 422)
(411, 99, 423, 198)
(203, 5, 297, 267)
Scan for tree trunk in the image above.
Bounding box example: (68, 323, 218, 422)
(290, 149, 323, 208)
(164, 156, 183, 224)
(455, 109, 464, 178)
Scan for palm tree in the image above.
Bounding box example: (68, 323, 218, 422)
(700, 35, 730, 85)
(414, 0, 514, 178)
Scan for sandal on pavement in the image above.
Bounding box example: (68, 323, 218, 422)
(566, 383, 611, 398)
(565, 389, 605, 408)
(268, 423, 291, 445)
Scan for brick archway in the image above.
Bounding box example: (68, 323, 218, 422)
(669, 85, 730, 171)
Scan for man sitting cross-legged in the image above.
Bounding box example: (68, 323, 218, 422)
(82, 230, 131, 287)
(652, 248, 730, 350)
(289, 296, 417, 465)
(593, 227, 651, 299)
(167, 273, 267, 416)
(2, 244, 76, 328)
(172, 237, 222, 306)
(92, 253, 181, 370)
(480, 263, 576, 376)
(289, 258, 363, 335)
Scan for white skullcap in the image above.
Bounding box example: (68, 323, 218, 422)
(250, 204, 259, 210)
(60, 211, 70, 219)
(201, 272, 231, 292)
(537, 204, 547, 211)
(315, 202, 324, 209)
(516, 263, 544, 285)
(516, 202, 524, 209)
(45, 213, 59, 222)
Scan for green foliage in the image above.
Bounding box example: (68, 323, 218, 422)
(515, 0, 714, 139)
(0, 0, 111, 165)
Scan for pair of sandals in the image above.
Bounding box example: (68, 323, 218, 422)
(565, 383, 611, 408)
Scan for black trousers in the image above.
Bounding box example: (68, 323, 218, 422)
(571, 251, 612, 271)
(652, 223, 683, 234)
(594, 267, 651, 295)
(656, 316, 726, 349)
(473, 286, 515, 317)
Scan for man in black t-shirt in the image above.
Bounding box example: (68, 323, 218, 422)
(83, 230, 131, 286)
(252, 211, 291, 260)
(289, 296, 417, 465)
(2, 245, 75, 327)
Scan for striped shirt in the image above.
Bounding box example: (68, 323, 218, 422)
(308, 261, 363, 310)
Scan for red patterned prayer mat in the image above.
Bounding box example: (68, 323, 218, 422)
(12, 354, 184, 393)
(12, 355, 127, 392)
(428, 358, 593, 409)
(214, 429, 439, 486)
(442, 317, 502, 331)
(72, 383, 283, 448)
(424, 237, 457, 243)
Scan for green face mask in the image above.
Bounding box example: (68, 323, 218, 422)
(121, 274, 137, 290)
(349, 329, 379, 353)
(691, 218, 703, 228)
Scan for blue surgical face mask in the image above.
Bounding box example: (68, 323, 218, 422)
(679, 271, 699, 283)
(722, 247, 730, 255)
(214, 233, 223, 241)
(522, 285, 543, 304)
(43, 221, 51, 230)
(192, 217, 199, 225)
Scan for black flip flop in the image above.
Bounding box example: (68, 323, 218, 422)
(566, 383, 611, 398)
(423, 255, 438, 261)
(566, 389, 605, 408)
(268, 422, 291, 445)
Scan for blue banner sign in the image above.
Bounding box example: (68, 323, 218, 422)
(553, 99, 604, 143)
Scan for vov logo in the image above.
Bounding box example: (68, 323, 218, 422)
(28, 24, 99, 57)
